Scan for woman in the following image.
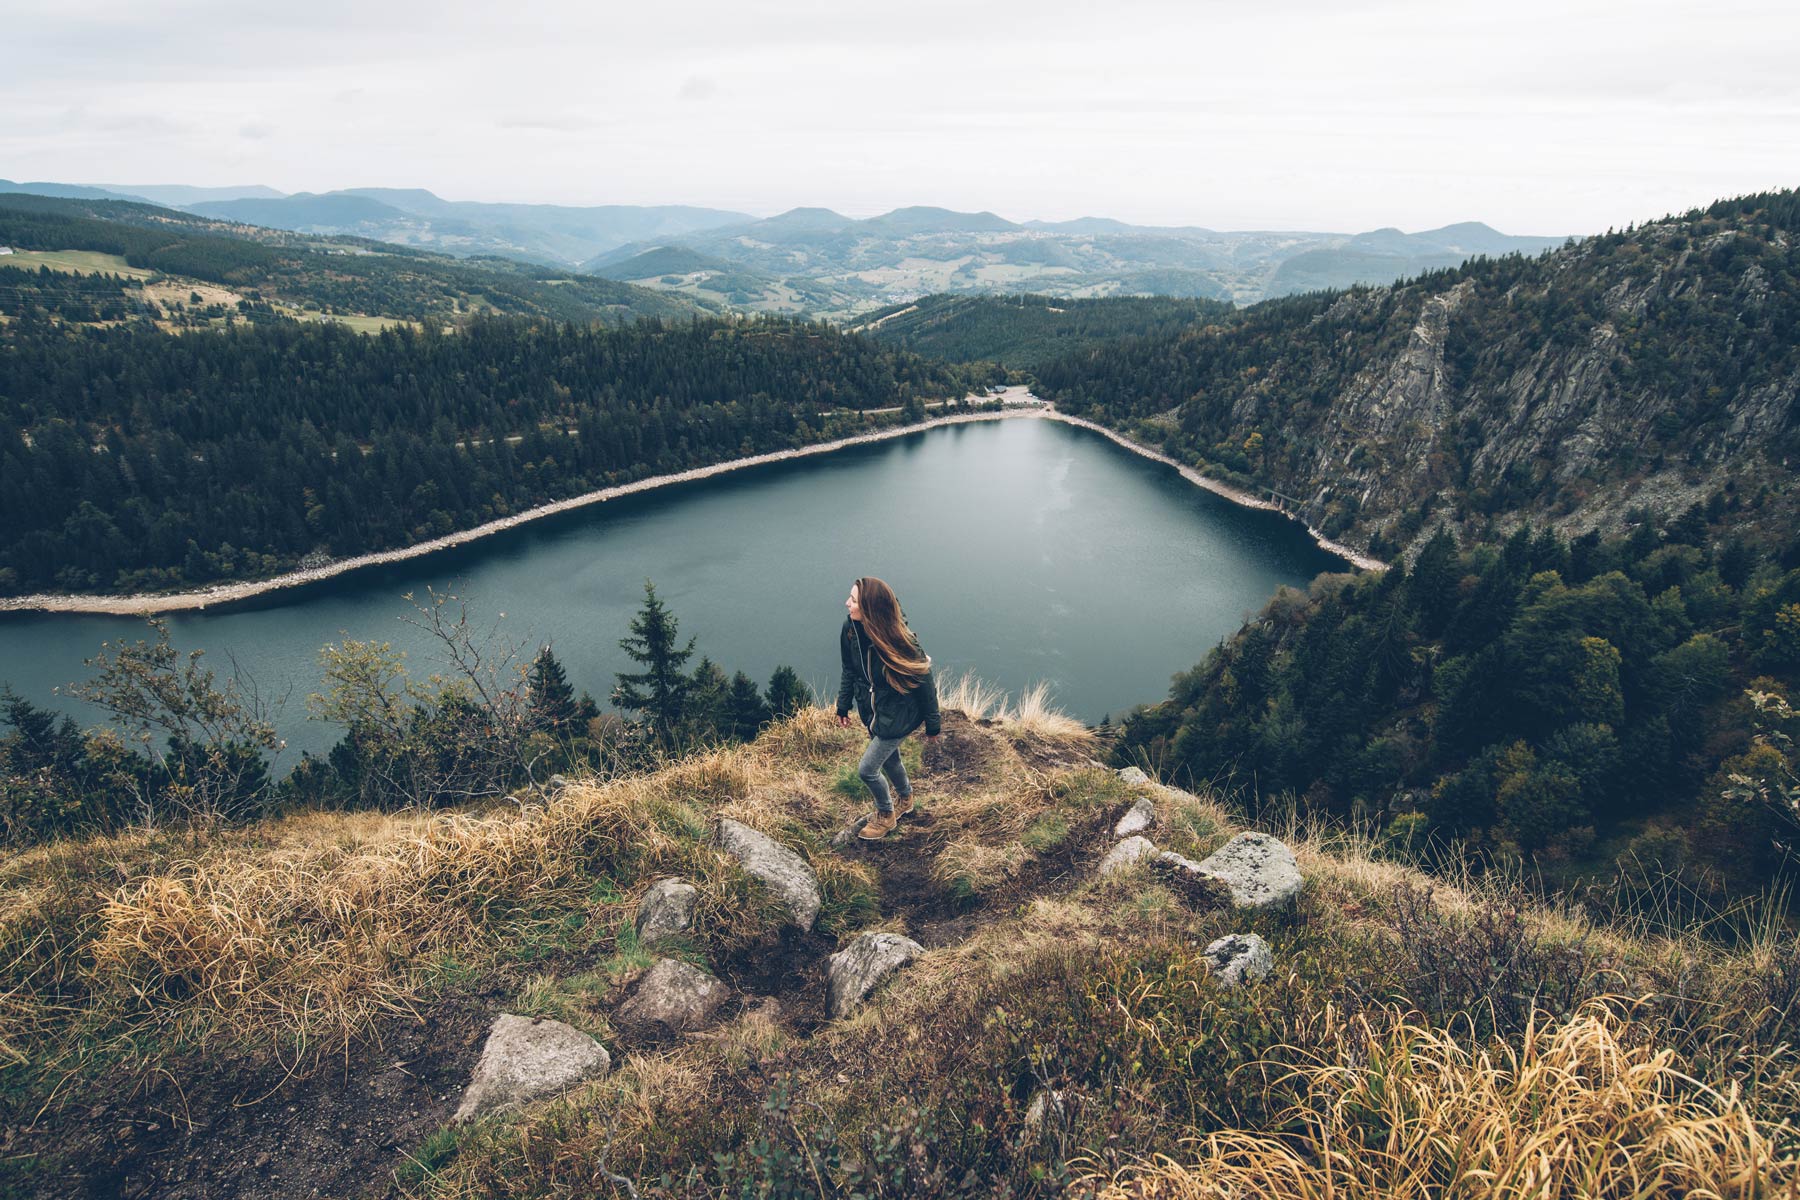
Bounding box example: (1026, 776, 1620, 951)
(836, 576, 941, 840)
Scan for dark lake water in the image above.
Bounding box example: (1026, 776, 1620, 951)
(0, 416, 1348, 763)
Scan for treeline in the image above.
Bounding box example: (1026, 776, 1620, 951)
(0, 585, 814, 846)
(1115, 514, 1800, 895)
(0, 193, 696, 324)
(859, 292, 1236, 370)
(1032, 188, 1800, 557)
(0, 264, 148, 323)
(0, 315, 995, 594)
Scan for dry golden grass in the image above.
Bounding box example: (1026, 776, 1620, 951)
(1074, 1001, 1799, 1199)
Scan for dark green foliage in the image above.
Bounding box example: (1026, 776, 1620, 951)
(765, 665, 811, 721)
(527, 645, 579, 733)
(613, 582, 697, 744)
(1115, 519, 1800, 889)
(0, 314, 983, 594)
(726, 671, 772, 741)
(858, 292, 1234, 369)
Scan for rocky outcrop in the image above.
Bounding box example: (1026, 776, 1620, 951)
(717, 818, 821, 932)
(827, 931, 923, 1018)
(617, 958, 731, 1034)
(1117, 766, 1151, 787)
(635, 878, 698, 946)
(1202, 933, 1274, 987)
(453, 1014, 611, 1122)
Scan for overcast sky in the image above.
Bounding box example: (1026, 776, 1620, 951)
(3, 0, 1795, 235)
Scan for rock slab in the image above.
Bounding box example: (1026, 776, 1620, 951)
(635, 878, 698, 946)
(717, 817, 821, 931)
(617, 958, 731, 1033)
(1113, 796, 1157, 838)
(453, 1013, 610, 1123)
(1202, 933, 1274, 987)
(1193, 832, 1303, 909)
(1098, 835, 1158, 878)
(1117, 766, 1151, 786)
(827, 931, 924, 1018)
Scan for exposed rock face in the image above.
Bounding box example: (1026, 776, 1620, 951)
(1117, 766, 1151, 786)
(1113, 797, 1157, 838)
(717, 818, 821, 931)
(617, 958, 731, 1033)
(635, 878, 698, 946)
(1098, 835, 1158, 877)
(827, 931, 923, 1018)
(1192, 833, 1303, 909)
(453, 1014, 611, 1122)
(1202, 933, 1274, 987)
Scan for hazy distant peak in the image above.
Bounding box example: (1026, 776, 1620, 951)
(758, 207, 854, 228)
(108, 183, 285, 206)
(860, 205, 1018, 233)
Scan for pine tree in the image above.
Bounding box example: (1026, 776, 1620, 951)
(527, 644, 578, 733)
(727, 671, 772, 740)
(612, 580, 696, 743)
(765, 664, 810, 720)
(686, 657, 730, 743)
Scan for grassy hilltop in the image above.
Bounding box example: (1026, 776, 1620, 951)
(3, 691, 1797, 1198)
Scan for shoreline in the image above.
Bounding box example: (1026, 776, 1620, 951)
(0, 389, 1382, 616)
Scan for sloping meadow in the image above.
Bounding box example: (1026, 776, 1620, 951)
(2, 705, 1797, 1198)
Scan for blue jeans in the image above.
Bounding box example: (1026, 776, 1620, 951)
(858, 734, 912, 814)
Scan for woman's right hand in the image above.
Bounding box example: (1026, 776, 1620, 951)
(836, 713, 851, 728)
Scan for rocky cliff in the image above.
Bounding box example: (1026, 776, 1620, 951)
(1037, 190, 1800, 560)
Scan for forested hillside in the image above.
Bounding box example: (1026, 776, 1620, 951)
(0, 316, 993, 595)
(0, 193, 700, 326)
(855, 292, 1234, 369)
(1116, 516, 1800, 897)
(1034, 190, 1800, 560)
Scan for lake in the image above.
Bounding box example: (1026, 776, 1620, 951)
(0, 415, 1349, 762)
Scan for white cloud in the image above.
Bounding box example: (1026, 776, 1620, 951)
(1, 0, 1794, 232)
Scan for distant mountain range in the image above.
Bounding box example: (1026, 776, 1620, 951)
(0, 178, 1571, 315)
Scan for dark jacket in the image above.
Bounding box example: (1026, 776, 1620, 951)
(836, 616, 942, 740)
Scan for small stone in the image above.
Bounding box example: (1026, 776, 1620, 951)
(617, 958, 731, 1033)
(546, 774, 569, 794)
(1024, 1089, 1067, 1130)
(1117, 766, 1150, 786)
(827, 931, 924, 1018)
(717, 818, 822, 931)
(1193, 832, 1304, 909)
(1113, 796, 1157, 838)
(635, 878, 699, 946)
(453, 1013, 611, 1123)
(1098, 835, 1157, 877)
(1201, 933, 1274, 987)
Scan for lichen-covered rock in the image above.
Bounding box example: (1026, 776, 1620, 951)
(1098, 835, 1158, 877)
(1193, 832, 1303, 908)
(453, 1014, 610, 1123)
(617, 958, 731, 1033)
(717, 817, 821, 931)
(1113, 796, 1157, 838)
(635, 878, 698, 946)
(1202, 933, 1274, 987)
(827, 931, 923, 1018)
(1117, 766, 1150, 787)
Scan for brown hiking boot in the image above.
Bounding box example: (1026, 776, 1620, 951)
(858, 810, 900, 840)
(896, 793, 916, 818)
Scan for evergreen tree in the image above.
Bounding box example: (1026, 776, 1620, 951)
(727, 670, 772, 741)
(612, 581, 695, 743)
(527, 644, 577, 733)
(685, 657, 731, 743)
(765, 664, 810, 720)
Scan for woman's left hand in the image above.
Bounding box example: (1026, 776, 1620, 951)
(926, 733, 940, 742)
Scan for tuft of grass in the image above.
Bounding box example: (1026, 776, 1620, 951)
(939, 671, 1006, 721)
(393, 1125, 462, 1187)
(1010, 680, 1091, 739)
(1074, 1000, 1799, 1198)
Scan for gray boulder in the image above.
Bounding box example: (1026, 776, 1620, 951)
(453, 1013, 611, 1123)
(827, 931, 924, 1018)
(717, 817, 821, 931)
(1113, 796, 1157, 838)
(1202, 933, 1274, 987)
(1193, 832, 1303, 908)
(1098, 835, 1158, 878)
(617, 958, 731, 1033)
(1117, 766, 1150, 786)
(635, 878, 698, 946)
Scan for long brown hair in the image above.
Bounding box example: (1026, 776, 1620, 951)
(852, 576, 930, 692)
